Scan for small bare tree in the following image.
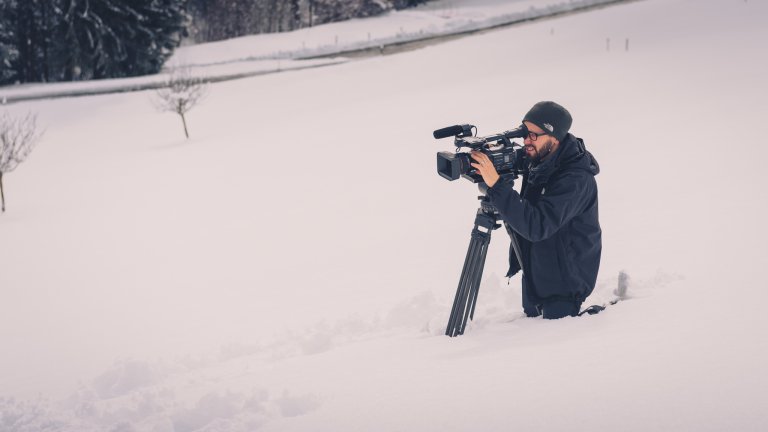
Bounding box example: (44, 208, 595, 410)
(0, 112, 42, 213)
(153, 67, 208, 139)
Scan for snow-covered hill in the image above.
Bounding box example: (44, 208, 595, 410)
(0, 0, 627, 103)
(1, 0, 767, 430)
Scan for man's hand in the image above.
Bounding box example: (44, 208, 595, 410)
(470, 151, 500, 187)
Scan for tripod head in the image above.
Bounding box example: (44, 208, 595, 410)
(476, 182, 500, 219)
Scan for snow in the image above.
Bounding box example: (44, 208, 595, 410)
(0, 58, 347, 103)
(2, 0, 768, 430)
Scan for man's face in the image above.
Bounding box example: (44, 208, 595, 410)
(523, 121, 558, 162)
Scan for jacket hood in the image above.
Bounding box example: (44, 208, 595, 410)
(527, 133, 599, 185)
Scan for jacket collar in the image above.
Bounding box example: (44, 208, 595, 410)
(526, 134, 599, 185)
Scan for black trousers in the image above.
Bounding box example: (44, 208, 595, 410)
(523, 279, 582, 319)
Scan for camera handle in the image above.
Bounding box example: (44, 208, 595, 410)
(445, 184, 526, 337)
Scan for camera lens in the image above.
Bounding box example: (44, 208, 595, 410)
(437, 152, 470, 181)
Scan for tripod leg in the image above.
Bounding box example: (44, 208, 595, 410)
(458, 236, 485, 334)
(468, 236, 491, 321)
(458, 232, 491, 335)
(446, 236, 483, 336)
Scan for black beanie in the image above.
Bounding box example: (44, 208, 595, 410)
(523, 101, 572, 142)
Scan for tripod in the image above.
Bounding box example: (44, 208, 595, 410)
(445, 184, 524, 337)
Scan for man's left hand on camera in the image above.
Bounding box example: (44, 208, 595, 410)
(470, 151, 500, 187)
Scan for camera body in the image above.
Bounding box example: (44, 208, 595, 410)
(434, 124, 528, 183)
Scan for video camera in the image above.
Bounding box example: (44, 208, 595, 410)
(433, 124, 528, 183)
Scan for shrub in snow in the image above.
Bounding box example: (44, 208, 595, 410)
(0, 111, 42, 213)
(153, 68, 208, 139)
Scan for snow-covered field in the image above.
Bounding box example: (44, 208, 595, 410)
(2, 0, 768, 430)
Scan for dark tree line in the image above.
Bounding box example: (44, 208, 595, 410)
(0, 0, 429, 85)
(0, 0, 187, 85)
(186, 0, 428, 43)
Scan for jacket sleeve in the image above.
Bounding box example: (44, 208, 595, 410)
(487, 171, 595, 242)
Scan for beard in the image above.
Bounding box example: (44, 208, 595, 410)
(525, 139, 555, 163)
(525, 145, 540, 162)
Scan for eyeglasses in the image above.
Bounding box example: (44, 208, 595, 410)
(526, 130, 549, 141)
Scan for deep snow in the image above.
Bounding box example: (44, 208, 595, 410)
(1, 0, 768, 430)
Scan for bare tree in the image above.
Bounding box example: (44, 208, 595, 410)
(153, 67, 208, 139)
(0, 112, 42, 213)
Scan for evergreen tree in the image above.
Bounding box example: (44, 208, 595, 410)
(0, 0, 56, 85)
(0, 1, 20, 85)
(52, 0, 123, 81)
(122, 0, 188, 77)
(52, 0, 187, 81)
(1, 0, 187, 84)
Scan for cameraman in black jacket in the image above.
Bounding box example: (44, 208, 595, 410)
(470, 101, 601, 319)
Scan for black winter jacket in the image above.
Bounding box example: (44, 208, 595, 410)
(487, 134, 601, 304)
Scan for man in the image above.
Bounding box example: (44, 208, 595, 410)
(470, 101, 601, 319)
